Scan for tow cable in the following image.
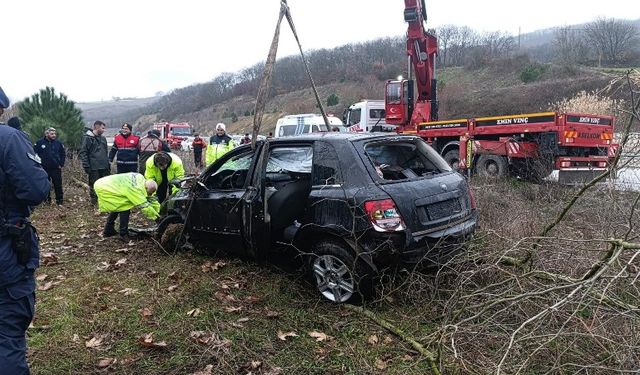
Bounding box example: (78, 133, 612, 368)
(252, 0, 331, 149)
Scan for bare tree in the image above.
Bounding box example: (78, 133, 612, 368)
(436, 24, 457, 69)
(584, 17, 639, 66)
(448, 26, 477, 66)
(553, 26, 588, 66)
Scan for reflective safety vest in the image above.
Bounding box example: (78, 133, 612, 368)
(144, 153, 185, 194)
(206, 137, 235, 166)
(94, 173, 160, 220)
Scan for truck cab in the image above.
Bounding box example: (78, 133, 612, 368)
(153, 122, 192, 149)
(344, 100, 398, 133)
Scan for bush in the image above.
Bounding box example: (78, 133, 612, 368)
(520, 63, 547, 83)
(548, 90, 625, 117)
(326, 94, 339, 106)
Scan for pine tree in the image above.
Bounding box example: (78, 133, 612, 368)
(18, 87, 85, 149)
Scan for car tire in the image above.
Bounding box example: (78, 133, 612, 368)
(308, 240, 374, 304)
(443, 149, 461, 170)
(159, 223, 186, 253)
(476, 155, 508, 178)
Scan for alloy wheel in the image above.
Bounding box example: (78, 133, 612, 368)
(312, 255, 355, 303)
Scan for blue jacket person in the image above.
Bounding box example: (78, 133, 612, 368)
(0, 86, 51, 374)
(34, 127, 66, 205)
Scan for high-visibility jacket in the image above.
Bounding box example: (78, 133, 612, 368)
(144, 152, 185, 194)
(206, 135, 235, 166)
(94, 173, 160, 220)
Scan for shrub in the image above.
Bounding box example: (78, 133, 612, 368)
(326, 94, 339, 106)
(548, 90, 624, 117)
(520, 63, 547, 83)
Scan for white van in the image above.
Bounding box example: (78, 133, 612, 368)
(275, 114, 344, 138)
(343, 100, 398, 133)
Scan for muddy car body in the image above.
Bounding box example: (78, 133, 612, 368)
(160, 133, 477, 303)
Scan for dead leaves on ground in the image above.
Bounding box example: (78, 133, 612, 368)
(189, 331, 232, 350)
(277, 330, 298, 341)
(138, 333, 168, 349)
(308, 330, 331, 342)
(41, 252, 59, 266)
(96, 257, 128, 272)
(201, 260, 226, 273)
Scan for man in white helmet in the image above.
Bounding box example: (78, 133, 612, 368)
(206, 123, 235, 166)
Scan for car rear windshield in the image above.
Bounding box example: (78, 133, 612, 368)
(363, 139, 451, 181)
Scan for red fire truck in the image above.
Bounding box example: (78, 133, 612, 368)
(384, 0, 617, 183)
(153, 122, 192, 150)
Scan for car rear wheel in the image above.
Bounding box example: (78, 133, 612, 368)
(308, 240, 374, 304)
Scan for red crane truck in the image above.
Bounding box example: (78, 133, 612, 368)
(153, 121, 192, 150)
(384, 0, 617, 183)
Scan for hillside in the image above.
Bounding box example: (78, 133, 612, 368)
(122, 61, 623, 138)
(76, 96, 160, 128)
(77, 18, 639, 136)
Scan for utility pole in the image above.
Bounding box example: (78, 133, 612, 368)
(518, 26, 521, 50)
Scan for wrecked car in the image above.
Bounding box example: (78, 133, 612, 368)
(158, 133, 477, 303)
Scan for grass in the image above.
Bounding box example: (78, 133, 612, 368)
(27, 158, 640, 373)
(28, 180, 436, 374)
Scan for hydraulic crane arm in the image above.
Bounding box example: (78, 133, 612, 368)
(385, 0, 439, 128)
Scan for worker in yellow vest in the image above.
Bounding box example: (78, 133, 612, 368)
(94, 173, 160, 241)
(144, 152, 185, 203)
(206, 123, 235, 166)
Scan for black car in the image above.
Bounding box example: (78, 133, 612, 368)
(159, 133, 477, 303)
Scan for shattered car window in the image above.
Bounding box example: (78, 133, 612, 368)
(364, 140, 451, 181)
(207, 152, 254, 189)
(312, 141, 342, 186)
(266, 147, 313, 174)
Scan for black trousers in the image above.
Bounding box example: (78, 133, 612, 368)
(45, 167, 64, 204)
(157, 180, 169, 203)
(106, 210, 130, 236)
(194, 151, 203, 168)
(88, 169, 110, 204)
(116, 163, 138, 174)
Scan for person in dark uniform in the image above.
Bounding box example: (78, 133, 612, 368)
(34, 127, 66, 205)
(0, 86, 51, 374)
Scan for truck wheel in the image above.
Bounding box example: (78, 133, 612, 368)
(443, 149, 461, 170)
(476, 155, 508, 178)
(308, 240, 374, 304)
(515, 157, 554, 183)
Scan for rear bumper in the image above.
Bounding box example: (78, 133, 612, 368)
(402, 211, 478, 265)
(362, 211, 478, 268)
(557, 169, 608, 184)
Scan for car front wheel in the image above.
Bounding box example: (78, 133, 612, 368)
(309, 240, 374, 304)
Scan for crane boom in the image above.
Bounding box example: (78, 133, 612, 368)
(385, 0, 438, 129)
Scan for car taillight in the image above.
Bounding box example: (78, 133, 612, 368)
(364, 199, 405, 232)
(560, 161, 571, 168)
(597, 161, 608, 168)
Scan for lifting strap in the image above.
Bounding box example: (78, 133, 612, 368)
(251, 0, 330, 148)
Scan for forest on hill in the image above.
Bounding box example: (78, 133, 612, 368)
(84, 17, 639, 136)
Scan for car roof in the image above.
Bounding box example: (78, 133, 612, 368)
(269, 132, 417, 144)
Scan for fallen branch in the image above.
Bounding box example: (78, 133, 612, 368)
(344, 304, 442, 375)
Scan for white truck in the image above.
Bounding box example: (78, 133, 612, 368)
(343, 100, 398, 133)
(275, 113, 344, 138)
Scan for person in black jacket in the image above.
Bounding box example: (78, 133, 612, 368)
(78, 121, 110, 205)
(0, 85, 51, 374)
(34, 127, 66, 205)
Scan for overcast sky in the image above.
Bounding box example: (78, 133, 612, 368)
(2, 0, 635, 103)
